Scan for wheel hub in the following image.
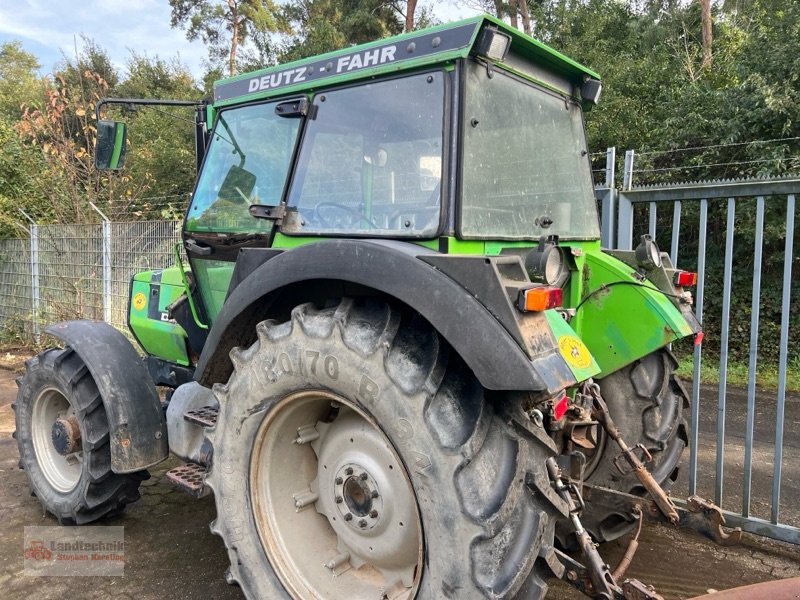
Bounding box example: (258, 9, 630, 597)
(332, 463, 383, 530)
(249, 391, 423, 599)
(51, 416, 81, 456)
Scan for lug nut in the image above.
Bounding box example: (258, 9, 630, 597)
(371, 490, 379, 499)
(335, 477, 343, 485)
(358, 520, 367, 528)
(345, 467, 353, 476)
(369, 510, 378, 518)
(344, 513, 353, 521)
(359, 472, 368, 481)
(335, 496, 343, 504)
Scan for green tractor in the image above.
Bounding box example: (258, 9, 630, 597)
(15, 15, 706, 599)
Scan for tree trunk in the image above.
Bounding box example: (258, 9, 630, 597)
(228, 0, 239, 76)
(405, 0, 418, 32)
(518, 0, 531, 34)
(492, 0, 505, 20)
(700, 0, 712, 69)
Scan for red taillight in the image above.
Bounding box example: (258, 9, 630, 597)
(518, 286, 563, 312)
(674, 271, 698, 287)
(553, 393, 569, 420)
(694, 331, 704, 346)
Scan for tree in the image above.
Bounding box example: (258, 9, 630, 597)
(279, 0, 402, 62)
(0, 42, 41, 120)
(169, 0, 286, 76)
(700, 0, 713, 68)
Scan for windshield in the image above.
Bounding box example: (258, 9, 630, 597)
(283, 71, 445, 237)
(186, 100, 301, 233)
(460, 61, 599, 240)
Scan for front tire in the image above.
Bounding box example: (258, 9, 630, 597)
(14, 347, 148, 524)
(206, 298, 565, 599)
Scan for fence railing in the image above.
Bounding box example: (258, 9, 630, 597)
(597, 147, 800, 544)
(1, 220, 183, 341)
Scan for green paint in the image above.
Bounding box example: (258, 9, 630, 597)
(447, 238, 485, 254)
(128, 271, 190, 366)
(109, 123, 125, 168)
(271, 232, 440, 251)
(568, 249, 694, 376)
(173, 243, 208, 330)
(544, 308, 600, 381)
(194, 260, 235, 321)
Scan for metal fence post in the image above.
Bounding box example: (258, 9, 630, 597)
(599, 147, 616, 249)
(622, 149, 635, 191)
(616, 193, 633, 250)
(715, 197, 736, 506)
(605, 146, 616, 189)
(90, 203, 112, 324)
(772, 194, 796, 525)
(688, 198, 708, 496)
(742, 196, 764, 517)
(30, 224, 40, 343)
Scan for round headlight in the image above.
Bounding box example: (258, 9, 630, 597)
(635, 234, 662, 271)
(525, 240, 569, 287)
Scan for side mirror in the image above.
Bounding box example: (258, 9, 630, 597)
(95, 120, 127, 170)
(218, 165, 257, 203)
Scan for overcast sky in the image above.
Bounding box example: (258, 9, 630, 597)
(0, 0, 481, 79)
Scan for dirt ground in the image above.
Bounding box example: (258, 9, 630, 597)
(0, 363, 797, 600)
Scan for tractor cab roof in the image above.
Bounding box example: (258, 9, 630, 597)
(213, 14, 600, 107)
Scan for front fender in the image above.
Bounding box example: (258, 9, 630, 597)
(44, 321, 168, 473)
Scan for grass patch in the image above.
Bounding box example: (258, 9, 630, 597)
(675, 353, 800, 392)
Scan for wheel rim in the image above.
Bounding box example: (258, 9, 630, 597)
(250, 390, 423, 599)
(31, 387, 83, 493)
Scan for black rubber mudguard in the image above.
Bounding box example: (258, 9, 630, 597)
(44, 321, 168, 473)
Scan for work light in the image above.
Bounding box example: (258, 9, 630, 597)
(473, 26, 511, 62)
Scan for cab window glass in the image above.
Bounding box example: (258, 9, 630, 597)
(284, 72, 445, 237)
(186, 101, 301, 232)
(460, 62, 599, 240)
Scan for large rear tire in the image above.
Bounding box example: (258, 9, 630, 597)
(206, 298, 566, 599)
(580, 350, 689, 544)
(13, 347, 148, 524)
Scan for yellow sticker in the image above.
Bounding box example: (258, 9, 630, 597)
(132, 292, 147, 311)
(558, 335, 593, 370)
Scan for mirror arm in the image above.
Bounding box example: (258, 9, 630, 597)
(95, 97, 204, 122)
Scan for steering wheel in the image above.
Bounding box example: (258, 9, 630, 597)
(312, 202, 378, 229)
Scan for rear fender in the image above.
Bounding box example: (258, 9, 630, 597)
(195, 240, 597, 394)
(44, 321, 168, 473)
(572, 250, 700, 377)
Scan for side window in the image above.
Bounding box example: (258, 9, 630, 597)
(186, 101, 302, 233)
(284, 71, 445, 236)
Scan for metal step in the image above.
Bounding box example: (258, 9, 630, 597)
(165, 462, 210, 498)
(183, 405, 218, 428)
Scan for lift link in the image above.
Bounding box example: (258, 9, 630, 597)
(547, 457, 619, 600)
(586, 381, 681, 525)
(546, 458, 664, 600)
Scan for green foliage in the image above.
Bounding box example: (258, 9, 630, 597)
(0, 42, 41, 121)
(279, 0, 403, 62)
(0, 117, 51, 236)
(169, 0, 288, 75)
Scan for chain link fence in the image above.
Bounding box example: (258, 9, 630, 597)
(0, 220, 182, 344)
